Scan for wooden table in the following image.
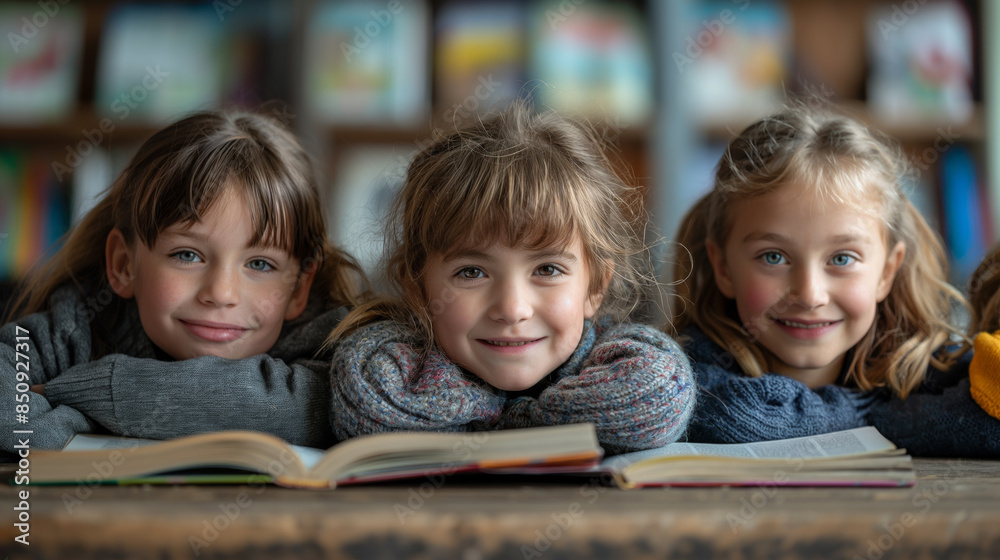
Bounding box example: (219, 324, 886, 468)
(2, 458, 1000, 559)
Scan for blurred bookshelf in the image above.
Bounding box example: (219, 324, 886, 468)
(0, 0, 994, 316)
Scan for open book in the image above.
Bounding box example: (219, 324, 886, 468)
(30, 424, 602, 489)
(604, 426, 914, 488)
(492, 426, 915, 488)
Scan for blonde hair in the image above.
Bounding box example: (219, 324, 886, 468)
(969, 243, 1000, 334)
(6, 109, 368, 354)
(328, 101, 654, 346)
(672, 106, 968, 397)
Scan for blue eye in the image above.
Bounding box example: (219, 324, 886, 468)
(761, 252, 785, 265)
(247, 259, 274, 272)
(831, 254, 855, 267)
(172, 250, 200, 263)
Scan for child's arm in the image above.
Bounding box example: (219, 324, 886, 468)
(681, 328, 875, 443)
(330, 321, 505, 440)
(1, 288, 100, 455)
(497, 322, 696, 454)
(867, 354, 1000, 458)
(41, 305, 349, 449)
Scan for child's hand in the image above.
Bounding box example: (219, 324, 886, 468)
(30, 384, 45, 395)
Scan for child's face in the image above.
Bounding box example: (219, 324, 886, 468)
(106, 189, 314, 360)
(422, 235, 603, 391)
(707, 183, 905, 387)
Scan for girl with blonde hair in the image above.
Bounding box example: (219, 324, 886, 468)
(327, 102, 695, 453)
(673, 105, 999, 456)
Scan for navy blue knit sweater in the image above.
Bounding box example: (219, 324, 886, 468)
(681, 327, 1000, 457)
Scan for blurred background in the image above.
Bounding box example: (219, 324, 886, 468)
(0, 0, 993, 322)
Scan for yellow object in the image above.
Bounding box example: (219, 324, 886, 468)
(970, 331, 1000, 420)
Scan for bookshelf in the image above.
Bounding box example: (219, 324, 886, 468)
(0, 0, 993, 317)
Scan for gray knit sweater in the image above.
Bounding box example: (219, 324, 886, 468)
(1, 285, 346, 458)
(329, 319, 697, 454)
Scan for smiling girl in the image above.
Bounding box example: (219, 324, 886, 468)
(1, 110, 368, 456)
(326, 102, 696, 453)
(672, 106, 1000, 455)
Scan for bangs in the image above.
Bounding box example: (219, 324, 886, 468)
(782, 151, 897, 227)
(419, 147, 585, 257)
(132, 132, 319, 262)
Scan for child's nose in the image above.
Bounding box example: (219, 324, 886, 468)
(488, 279, 533, 324)
(198, 266, 241, 307)
(790, 266, 829, 309)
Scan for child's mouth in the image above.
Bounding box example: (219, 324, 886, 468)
(775, 319, 837, 329)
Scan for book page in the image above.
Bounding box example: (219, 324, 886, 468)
(604, 426, 895, 471)
(63, 434, 159, 451)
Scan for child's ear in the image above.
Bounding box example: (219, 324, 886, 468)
(706, 239, 735, 299)
(106, 228, 136, 298)
(584, 261, 615, 318)
(877, 241, 906, 302)
(284, 260, 318, 321)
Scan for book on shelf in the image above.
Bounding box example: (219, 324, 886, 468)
(528, 0, 653, 126)
(434, 0, 525, 118)
(866, 0, 974, 124)
(0, 2, 84, 123)
(303, 0, 430, 125)
(95, 3, 226, 124)
(492, 426, 915, 489)
(678, 0, 790, 128)
(29, 423, 603, 489)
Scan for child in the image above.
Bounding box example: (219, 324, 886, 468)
(964, 244, 1000, 420)
(326, 102, 696, 454)
(1, 110, 367, 456)
(672, 106, 1000, 456)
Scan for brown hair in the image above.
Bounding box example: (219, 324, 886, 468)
(327, 100, 654, 346)
(672, 106, 968, 397)
(969, 243, 1000, 335)
(6, 109, 367, 354)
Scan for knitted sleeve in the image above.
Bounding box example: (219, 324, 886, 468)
(330, 321, 505, 440)
(867, 354, 1000, 458)
(497, 323, 696, 454)
(682, 328, 874, 444)
(970, 331, 1000, 420)
(1, 286, 100, 456)
(43, 304, 350, 449)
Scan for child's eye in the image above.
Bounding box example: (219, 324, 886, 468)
(535, 264, 564, 277)
(171, 250, 201, 263)
(456, 267, 485, 280)
(760, 251, 785, 265)
(830, 253, 856, 267)
(247, 258, 275, 272)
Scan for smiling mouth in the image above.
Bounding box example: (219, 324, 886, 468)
(482, 339, 538, 347)
(775, 319, 837, 329)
